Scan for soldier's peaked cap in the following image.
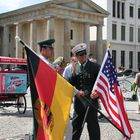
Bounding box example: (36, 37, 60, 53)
(38, 39, 55, 48)
(72, 43, 87, 54)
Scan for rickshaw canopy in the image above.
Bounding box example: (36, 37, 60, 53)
(0, 56, 27, 65)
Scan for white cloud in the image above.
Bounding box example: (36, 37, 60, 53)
(0, 0, 47, 13)
(0, 0, 23, 12)
(92, 0, 107, 9)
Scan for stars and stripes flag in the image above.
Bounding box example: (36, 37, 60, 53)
(93, 49, 133, 139)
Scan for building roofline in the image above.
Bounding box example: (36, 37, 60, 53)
(0, 0, 109, 18)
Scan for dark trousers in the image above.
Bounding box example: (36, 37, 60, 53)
(72, 100, 100, 140)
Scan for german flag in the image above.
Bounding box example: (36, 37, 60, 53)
(25, 46, 74, 140)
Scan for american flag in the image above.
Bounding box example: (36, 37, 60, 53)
(93, 49, 133, 139)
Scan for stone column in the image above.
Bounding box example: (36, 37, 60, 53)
(64, 19, 71, 62)
(15, 23, 22, 58)
(30, 20, 37, 51)
(47, 17, 57, 59)
(84, 23, 90, 54)
(47, 17, 55, 39)
(96, 24, 103, 65)
(3, 24, 9, 56)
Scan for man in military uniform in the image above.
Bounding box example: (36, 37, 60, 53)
(38, 39, 55, 68)
(69, 43, 100, 140)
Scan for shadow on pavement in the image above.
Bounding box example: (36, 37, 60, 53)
(0, 109, 33, 117)
(128, 118, 140, 122)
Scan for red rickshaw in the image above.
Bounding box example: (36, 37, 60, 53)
(0, 56, 28, 114)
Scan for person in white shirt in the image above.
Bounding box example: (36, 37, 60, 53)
(63, 56, 78, 80)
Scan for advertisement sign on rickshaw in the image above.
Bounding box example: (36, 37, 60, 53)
(0, 56, 28, 114)
(0, 72, 27, 93)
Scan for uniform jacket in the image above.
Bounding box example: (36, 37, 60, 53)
(69, 60, 100, 111)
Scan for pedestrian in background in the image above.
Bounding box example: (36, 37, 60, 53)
(53, 56, 65, 75)
(134, 67, 140, 114)
(63, 56, 79, 140)
(63, 56, 78, 80)
(88, 53, 97, 63)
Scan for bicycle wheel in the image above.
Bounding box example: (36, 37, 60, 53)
(17, 95, 27, 114)
(119, 80, 132, 99)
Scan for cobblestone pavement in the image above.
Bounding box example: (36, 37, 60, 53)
(0, 92, 140, 140)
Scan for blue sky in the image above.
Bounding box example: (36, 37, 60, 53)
(0, 0, 106, 14)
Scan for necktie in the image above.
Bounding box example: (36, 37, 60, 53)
(81, 64, 84, 71)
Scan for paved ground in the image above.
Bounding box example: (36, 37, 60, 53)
(0, 91, 140, 140)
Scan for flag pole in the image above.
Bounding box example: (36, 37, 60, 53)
(15, 36, 29, 48)
(81, 106, 90, 128)
(82, 96, 130, 140)
(77, 97, 90, 139)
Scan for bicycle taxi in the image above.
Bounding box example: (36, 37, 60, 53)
(0, 56, 28, 114)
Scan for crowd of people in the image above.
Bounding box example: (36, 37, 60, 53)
(37, 39, 101, 140)
(37, 38, 140, 139)
(1, 38, 139, 139)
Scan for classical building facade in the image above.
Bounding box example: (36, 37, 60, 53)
(0, 0, 108, 64)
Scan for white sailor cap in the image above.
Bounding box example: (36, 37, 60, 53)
(72, 43, 87, 55)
